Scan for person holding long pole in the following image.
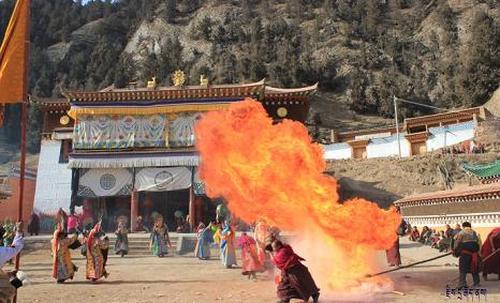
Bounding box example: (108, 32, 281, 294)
(0, 222, 24, 303)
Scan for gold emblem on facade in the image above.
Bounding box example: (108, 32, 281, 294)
(277, 107, 288, 118)
(60, 115, 70, 126)
(172, 70, 186, 87)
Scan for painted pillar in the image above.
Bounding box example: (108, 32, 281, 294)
(189, 187, 195, 230)
(130, 190, 138, 232)
(195, 196, 203, 225)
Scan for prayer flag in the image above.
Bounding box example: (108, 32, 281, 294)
(0, 0, 30, 104)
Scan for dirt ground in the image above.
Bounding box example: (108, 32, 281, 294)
(6, 238, 500, 303)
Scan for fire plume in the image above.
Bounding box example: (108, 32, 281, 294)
(195, 99, 401, 292)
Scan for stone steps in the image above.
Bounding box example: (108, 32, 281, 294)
(111, 238, 178, 255)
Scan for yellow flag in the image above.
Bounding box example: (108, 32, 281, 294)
(0, 0, 30, 104)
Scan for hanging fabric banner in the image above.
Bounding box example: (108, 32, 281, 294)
(193, 166, 205, 196)
(73, 114, 167, 149)
(135, 167, 192, 192)
(78, 168, 133, 197)
(169, 113, 202, 148)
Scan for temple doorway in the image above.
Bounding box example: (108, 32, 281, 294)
(195, 195, 219, 225)
(139, 189, 190, 231)
(83, 196, 131, 232)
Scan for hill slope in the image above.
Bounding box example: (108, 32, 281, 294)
(0, 0, 498, 146)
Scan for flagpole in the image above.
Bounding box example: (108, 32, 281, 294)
(14, 0, 30, 274)
(13, 1, 30, 301)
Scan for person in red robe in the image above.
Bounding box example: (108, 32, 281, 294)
(269, 240, 319, 303)
(481, 227, 500, 281)
(386, 235, 401, 267)
(237, 233, 263, 280)
(386, 216, 403, 267)
(408, 226, 420, 241)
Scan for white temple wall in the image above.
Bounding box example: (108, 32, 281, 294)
(366, 135, 411, 158)
(33, 139, 72, 215)
(323, 143, 352, 160)
(426, 121, 475, 152)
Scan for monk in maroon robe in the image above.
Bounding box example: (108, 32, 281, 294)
(481, 227, 500, 280)
(386, 235, 401, 267)
(269, 240, 320, 303)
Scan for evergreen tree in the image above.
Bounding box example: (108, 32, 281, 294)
(165, 0, 177, 23)
(458, 11, 499, 107)
(27, 104, 42, 153)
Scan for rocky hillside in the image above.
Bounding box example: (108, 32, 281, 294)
(0, 0, 498, 149)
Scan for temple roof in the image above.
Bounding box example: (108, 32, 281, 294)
(31, 97, 70, 111)
(264, 83, 318, 97)
(462, 161, 500, 183)
(405, 107, 483, 128)
(61, 80, 319, 104)
(63, 80, 266, 103)
(394, 183, 500, 206)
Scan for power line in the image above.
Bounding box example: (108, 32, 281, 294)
(395, 97, 446, 112)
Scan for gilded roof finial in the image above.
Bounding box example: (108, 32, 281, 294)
(200, 74, 209, 87)
(171, 70, 186, 87)
(147, 77, 157, 89)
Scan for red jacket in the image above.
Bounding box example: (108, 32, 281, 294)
(272, 244, 305, 270)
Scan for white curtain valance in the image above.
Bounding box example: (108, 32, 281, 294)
(68, 155, 200, 169)
(135, 167, 192, 192)
(78, 168, 133, 197)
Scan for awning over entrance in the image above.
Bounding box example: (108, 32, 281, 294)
(68, 151, 200, 168)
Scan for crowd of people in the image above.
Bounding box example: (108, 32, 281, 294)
(192, 218, 319, 303)
(30, 205, 318, 300)
(408, 224, 460, 252)
(441, 140, 486, 155)
(407, 222, 500, 288)
(44, 207, 319, 302)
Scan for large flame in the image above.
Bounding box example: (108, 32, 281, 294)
(195, 99, 401, 292)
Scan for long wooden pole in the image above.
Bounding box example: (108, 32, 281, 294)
(14, 0, 30, 271)
(366, 252, 453, 278)
(13, 2, 30, 302)
(14, 102, 27, 269)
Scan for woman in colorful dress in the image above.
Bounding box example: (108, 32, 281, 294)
(56, 208, 68, 233)
(220, 221, 237, 268)
(254, 220, 272, 267)
(194, 222, 213, 260)
(150, 215, 171, 257)
(114, 219, 129, 257)
(51, 224, 78, 283)
(238, 232, 263, 280)
(85, 222, 109, 283)
(67, 210, 82, 234)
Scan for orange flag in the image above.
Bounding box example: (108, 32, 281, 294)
(0, 0, 30, 104)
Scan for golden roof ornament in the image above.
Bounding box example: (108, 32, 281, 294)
(172, 70, 186, 87)
(200, 74, 209, 87)
(147, 77, 157, 89)
(59, 115, 70, 126)
(277, 107, 288, 118)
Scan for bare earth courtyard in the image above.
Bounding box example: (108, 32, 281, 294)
(6, 238, 500, 303)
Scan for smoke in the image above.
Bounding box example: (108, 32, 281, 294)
(195, 99, 401, 293)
